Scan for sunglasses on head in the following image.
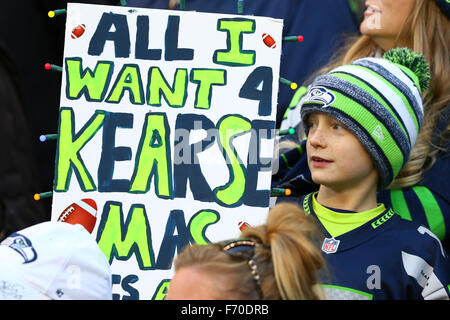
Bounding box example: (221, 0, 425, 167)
(218, 238, 267, 299)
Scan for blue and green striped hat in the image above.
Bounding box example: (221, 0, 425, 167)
(300, 48, 430, 190)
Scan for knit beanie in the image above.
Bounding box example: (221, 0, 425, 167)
(435, 0, 450, 19)
(300, 48, 430, 190)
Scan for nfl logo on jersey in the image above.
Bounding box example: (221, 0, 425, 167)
(322, 238, 340, 254)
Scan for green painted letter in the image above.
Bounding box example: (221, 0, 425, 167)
(55, 108, 104, 191)
(65, 57, 113, 101)
(213, 19, 256, 66)
(106, 64, 144, 104)
(188, 210, 220, 245)
(214, 115, 251, 206)
(190, 69, 226, 109)
(147, 67, 187, 107)
(96, 201, 155, 270)
(152, 279, 171, 300)
(129, 113, 173, 198)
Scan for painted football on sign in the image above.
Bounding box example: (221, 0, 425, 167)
(238, 221, 251, 231)
(57, 198, 97, 233)
(71, 24, 86, 39)
(262, 33, 276, 48)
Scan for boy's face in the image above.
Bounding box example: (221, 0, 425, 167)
(305, 113, 378, 191)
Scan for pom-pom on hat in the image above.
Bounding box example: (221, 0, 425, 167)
(300, 48, 430, 190)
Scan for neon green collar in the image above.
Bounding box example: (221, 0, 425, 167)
(312, 193, 386, 238)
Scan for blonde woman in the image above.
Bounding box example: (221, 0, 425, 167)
(166, 203, 326, 300)
(276, 0, 449, 253)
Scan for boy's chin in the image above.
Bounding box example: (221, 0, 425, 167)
(311, 174, 351, 191)
(311, 176, 334, 188)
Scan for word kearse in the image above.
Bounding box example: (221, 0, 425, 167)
(55, 108, 273, 208)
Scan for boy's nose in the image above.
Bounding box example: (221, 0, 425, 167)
(308, 127, 327, 148)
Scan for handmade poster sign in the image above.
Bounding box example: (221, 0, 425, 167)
(51, 3, 283, 300)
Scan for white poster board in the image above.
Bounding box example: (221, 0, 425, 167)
(51, 3, 283, 300)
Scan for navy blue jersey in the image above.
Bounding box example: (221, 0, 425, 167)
(377, 107, 450, 252)
(301, 193, 450, 300)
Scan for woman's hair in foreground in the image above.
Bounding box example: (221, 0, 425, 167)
(173, 203, 325, 300)
(317, 0, 449, 188)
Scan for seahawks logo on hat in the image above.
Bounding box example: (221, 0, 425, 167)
(372, 125, 385, 141)
(305, 86, 336, 108)
(0, 233, 37, 263)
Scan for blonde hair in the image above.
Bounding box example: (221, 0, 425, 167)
(173, 203, 325, 300)
(310, 0, 450, 188)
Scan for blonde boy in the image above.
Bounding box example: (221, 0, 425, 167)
(295, 48, 449, 300)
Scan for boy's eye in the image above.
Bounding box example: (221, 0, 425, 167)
(330, 121, 346, 131)
(307, 121, 318, 129)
